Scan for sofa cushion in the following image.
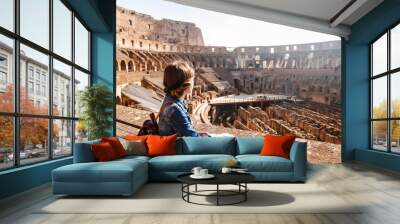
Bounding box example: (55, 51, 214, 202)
(119, 138, 147, 156)
(236, 155, 293, 172)
(91, 142, 118, 162)
(147, 135, 177, 157)
(53, 159, 148, 183)
(101, 137, 127, 158)
(149, 154, 235, 172)
(260, 135, 296, 159)
(176, 137, 236, 155)
(236, 136, 264, 155)
(73, 139, 100, 163)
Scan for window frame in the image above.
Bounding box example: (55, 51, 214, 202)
(370, 20, 400, 154)
(0, 0, 92, 171)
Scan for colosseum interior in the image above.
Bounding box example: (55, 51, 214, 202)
(116, 6, 342, 164)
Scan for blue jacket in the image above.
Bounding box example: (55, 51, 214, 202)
(158, 95, 199, 137)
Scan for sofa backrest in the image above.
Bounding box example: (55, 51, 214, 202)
(235, 136, 264, 155)
(176, 137, 236, 155)
(73, 140, 100, 163)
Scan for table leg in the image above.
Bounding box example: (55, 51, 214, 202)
(217, 184, 219, 206)
(245, 183, 247, 201)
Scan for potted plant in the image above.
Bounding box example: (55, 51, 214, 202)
(79, 84, 114, 140)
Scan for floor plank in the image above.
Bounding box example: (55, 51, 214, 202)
(1, 162, 400, 224)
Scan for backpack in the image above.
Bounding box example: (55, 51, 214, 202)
(137, 102, 172, 136)
(138, 112, 159, 136)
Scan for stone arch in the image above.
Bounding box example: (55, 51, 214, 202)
(146, 60, 154, 71)
(116, 96, 122, 105)
(120, 60, 127, 72)
(116, 60, 119, 71)
(128, 61, 134, 72)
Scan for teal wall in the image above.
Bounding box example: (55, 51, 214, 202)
(0, 0, 116, 200)
(343, 0, 400, 171)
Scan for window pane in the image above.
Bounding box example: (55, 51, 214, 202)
(20, 44, 49, 115)
(0, 0, 14, 31)
(53, 59, 72, 117)
(372, 76, 387, 119)
(75, 120, 89, 143)
(74, 69, 89, 118)
(391, 24, 400, 70)
(391, 120, 400, 153)
(53, 119, 72, 157)
(20, 0, 49, 49)
(75, 120, 88, 143)
(372, 121, 388, 151)
(0, 34, 14, 112)
(372, 33, 387, 76)
(75, 18, 89, 70)
(391, 72, 400, 118)
(20, 117, 49, 165)
(53, 0, 72, 60)
(0, 116, 14, 170)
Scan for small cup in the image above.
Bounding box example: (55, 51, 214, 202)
(221, 167, 232, 174)
(191, 167, 202, 176)
(199, 169, 208, 176)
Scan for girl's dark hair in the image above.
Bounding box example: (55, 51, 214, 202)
(163, 61, 194, 97)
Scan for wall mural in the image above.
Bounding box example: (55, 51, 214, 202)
(115, 6, 342, 164)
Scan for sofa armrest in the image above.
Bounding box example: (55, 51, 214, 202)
(289, 141, 307, 181)
(73, 140, 100, 163)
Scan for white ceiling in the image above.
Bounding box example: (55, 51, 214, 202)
(165, 0, 384, 38)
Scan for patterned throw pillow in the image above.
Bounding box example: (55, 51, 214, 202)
(119, 138, 147, 156)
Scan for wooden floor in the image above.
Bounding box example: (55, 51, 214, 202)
(1, 162, 400, 224)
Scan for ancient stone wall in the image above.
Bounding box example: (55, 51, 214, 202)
(230, 102, 341, 144)
(232, 69, 341, 105)
(117, 6, 204, 53)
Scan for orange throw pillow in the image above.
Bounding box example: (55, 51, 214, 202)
(91, 142, 117, 162)
(101, 137, 126, 158)
(125, 135, 149, 141)
(260, 134, 296, 159)
(146, 135, 177, 157)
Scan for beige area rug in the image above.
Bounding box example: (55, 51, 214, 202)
(37, 183, 362, 214)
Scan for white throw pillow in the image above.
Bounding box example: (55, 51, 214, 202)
(119, 138, 147, 156)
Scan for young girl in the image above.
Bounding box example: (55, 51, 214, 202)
(158, 61, 208, 137)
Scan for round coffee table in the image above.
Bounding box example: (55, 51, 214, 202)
(177, 173, 255, 206)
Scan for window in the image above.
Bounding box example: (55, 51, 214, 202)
(0, 0, 14, 31)
(0, 0, 91, 170)
(20, 0, 49, 49)
(53, 59, 72, 117)
(129, 19, 132, 26)
(53, 0, 72, 60)
(75, 17, 90, 70)
(370, 23, 400, 153)
(28, 67, 34, 79)
(28, 82, 34, 93)
(21, 44, 49, 115)
(122, 38, 125, 45)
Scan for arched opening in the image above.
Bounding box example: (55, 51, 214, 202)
(128, 61, 134, 72)
(120, 60, 127, 72)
